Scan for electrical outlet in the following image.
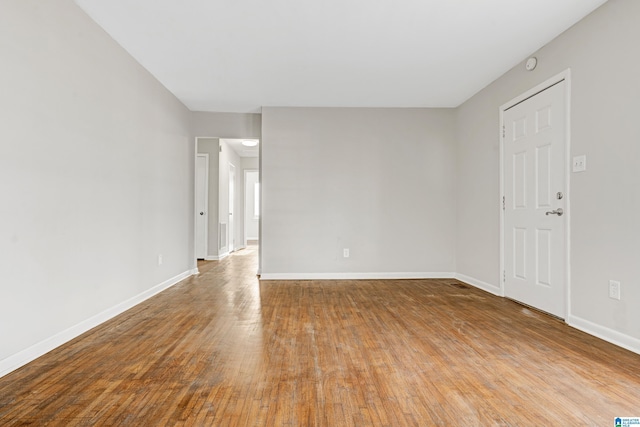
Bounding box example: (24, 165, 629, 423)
(343, 248, 350, 258)
(572, 155, 586, 172)
(609, 280, 620, 300)
(158, 254, 163, 266)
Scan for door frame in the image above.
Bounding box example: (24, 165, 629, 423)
(228, 163, 236, 253)
(196, 153, 210, 259)
(499, 69, 572, 318)
(244, 168, 259, 247)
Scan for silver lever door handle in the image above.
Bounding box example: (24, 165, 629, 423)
(545, 208, 563, 216)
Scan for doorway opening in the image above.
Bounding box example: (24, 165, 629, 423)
(194, 137, 260, 267)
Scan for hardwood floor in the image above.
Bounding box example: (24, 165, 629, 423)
(1, 245, 639, 426)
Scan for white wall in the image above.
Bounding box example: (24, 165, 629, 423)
(456, 0, 640, 350)
(192, 112, 261, 139)
(242, 157, 259, 170)
(261, 107, 456, 279)
(0, 0, 193, 375)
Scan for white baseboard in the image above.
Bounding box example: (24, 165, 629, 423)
(0, 269, 195, 379)
(456, 275, 640, 355)
(204, 252, 228, 261)
(568, 314, 640, 356)
(454, 273, 502, 296)
(259, 272, 455, 281)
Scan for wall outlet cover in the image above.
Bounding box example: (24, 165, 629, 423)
(609, 280, 620, 300)
(572, 155, 587, 172)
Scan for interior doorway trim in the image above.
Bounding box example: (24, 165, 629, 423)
(499, 68, 572, 318)
(243, 168, 259, 247)
(192, 137, 202, 273)
(228, 163, 236, 253)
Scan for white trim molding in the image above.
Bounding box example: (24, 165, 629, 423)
(568, 315, 640, 356)
(243, 168, 259, 248)
(259, 272, 455, 281)
(205, 251, 229, 261)
(454, 273, 502, 296)
(0, 269, 196, 378)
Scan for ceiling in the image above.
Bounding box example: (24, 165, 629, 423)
(75, 0, 607, 113)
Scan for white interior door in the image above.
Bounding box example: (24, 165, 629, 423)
(503, 80, 567, 318)
(195, 154, 208, 259)
(228, 164, 235, 253)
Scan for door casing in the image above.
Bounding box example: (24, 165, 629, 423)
(228, 163, 236, 253)
(244, 169, 259, 247)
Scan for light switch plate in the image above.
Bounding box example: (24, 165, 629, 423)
(572, 155, 586, 172)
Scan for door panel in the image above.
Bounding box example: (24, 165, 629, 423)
(536, 144, 552, 208)
(513, 227, 526, 280)
(513, 151, 527, 208)
(504, 81, 566, 318)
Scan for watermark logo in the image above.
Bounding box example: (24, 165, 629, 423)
(616, 418, 640, 427)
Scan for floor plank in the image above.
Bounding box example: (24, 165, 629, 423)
(1, 245, 639, 426)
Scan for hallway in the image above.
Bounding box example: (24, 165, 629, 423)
(1, 246, 639, 425)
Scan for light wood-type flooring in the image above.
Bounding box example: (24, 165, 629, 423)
(1, 245, 639, 425)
